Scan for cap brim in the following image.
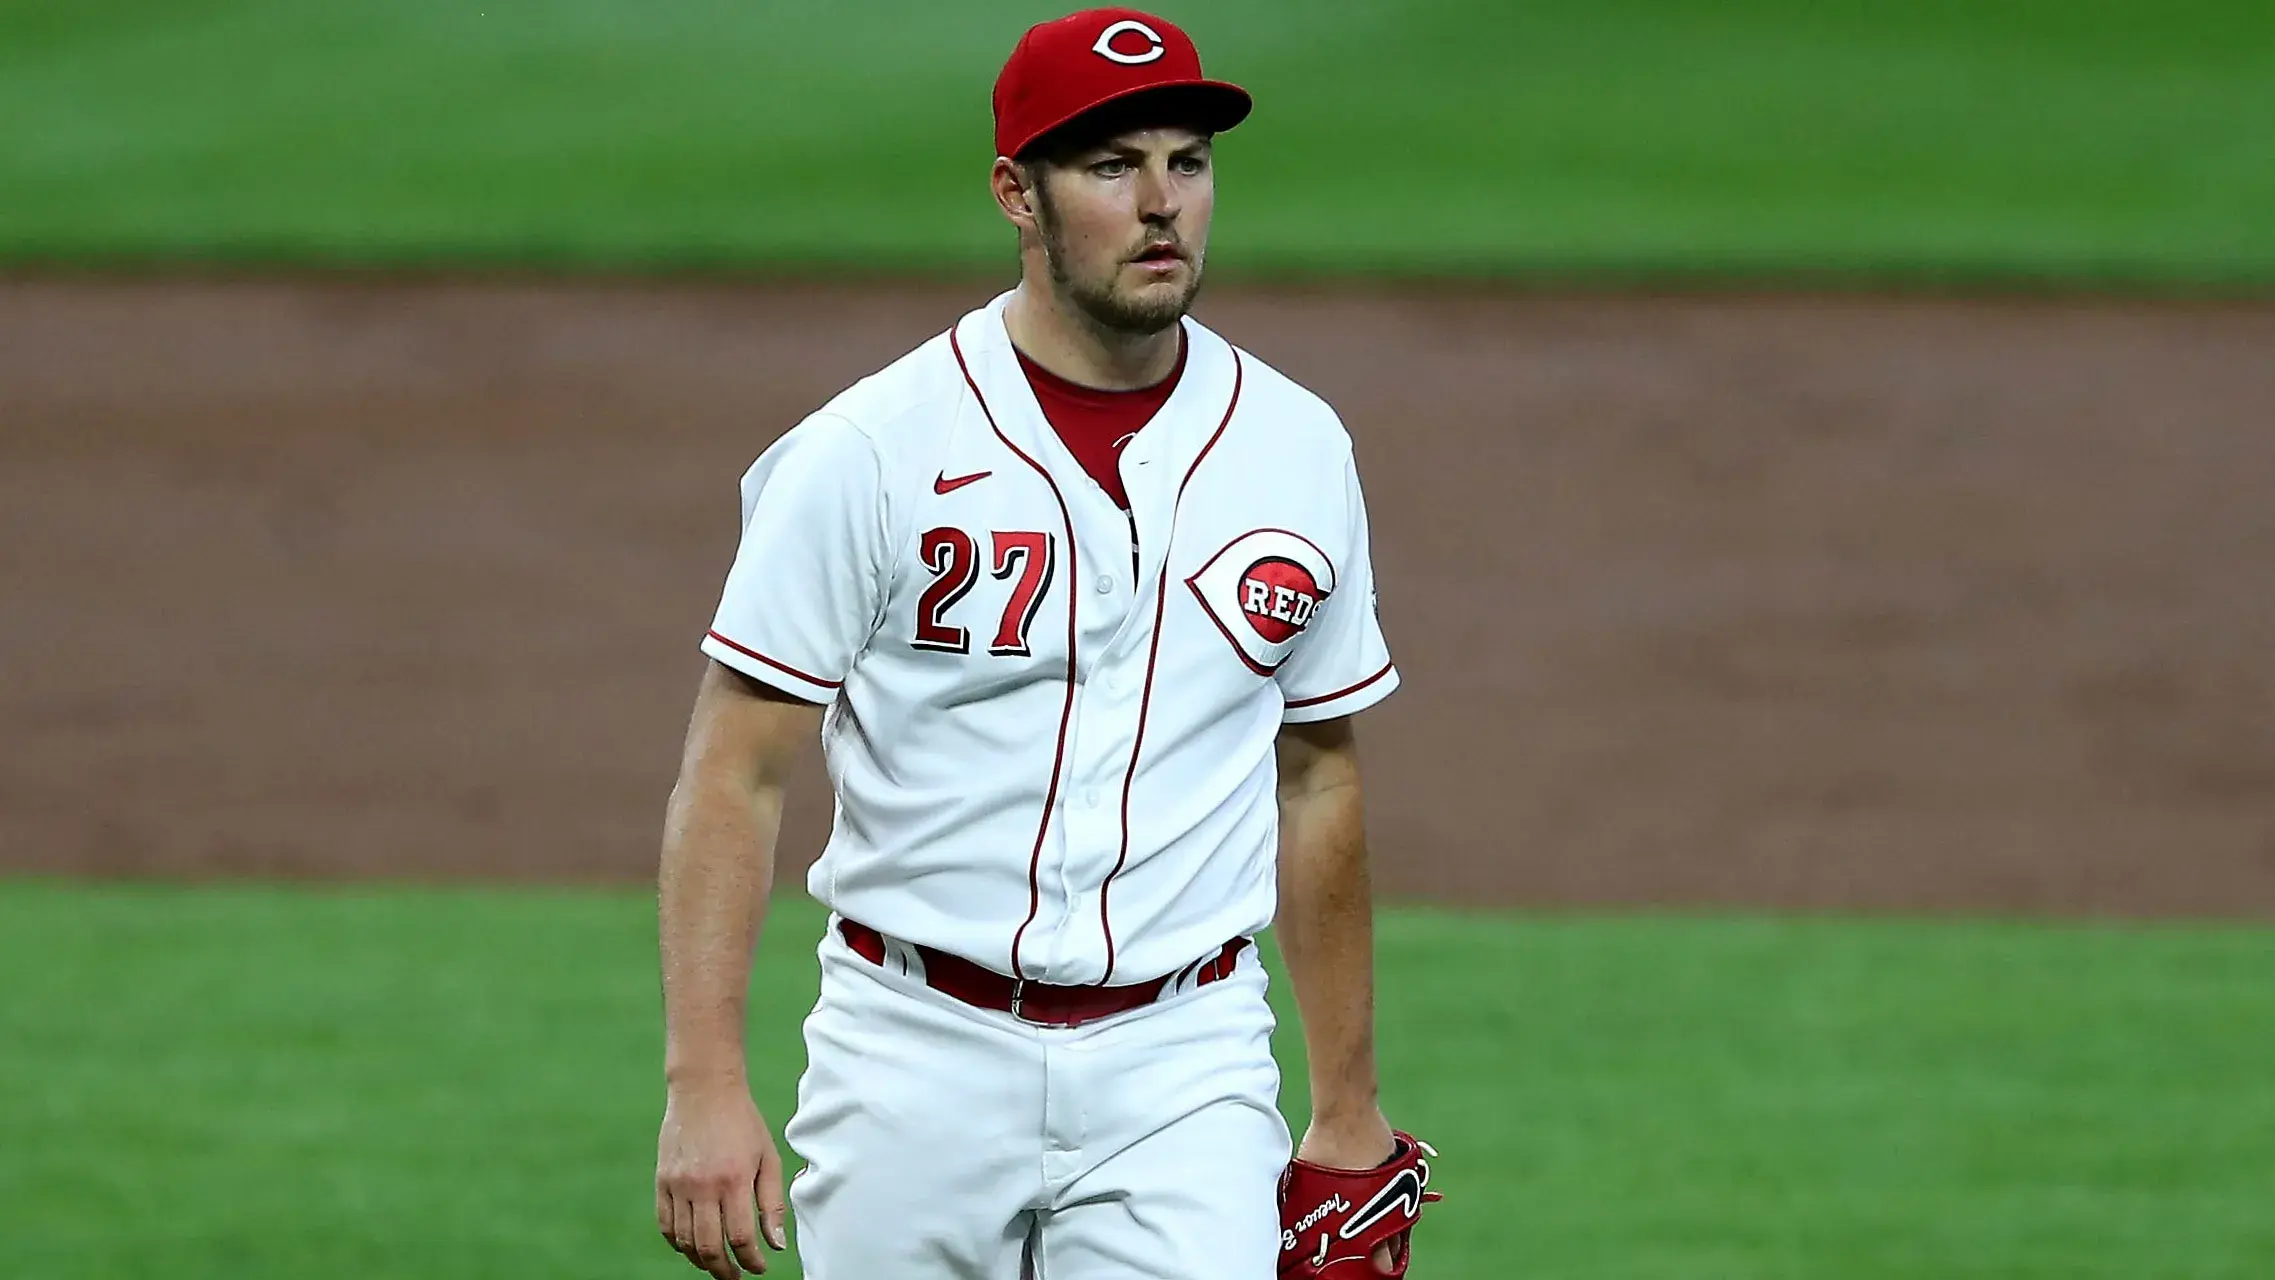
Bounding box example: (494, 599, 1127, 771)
(1008, 80, 1253, 159)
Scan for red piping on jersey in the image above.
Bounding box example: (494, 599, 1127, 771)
(1096, 347, 1245, 986)
(1284, 658, 1396, 709)
(704, 630, 843, 691)
(1188, 594, 1279, 678)
(951, 325, 1079, 982)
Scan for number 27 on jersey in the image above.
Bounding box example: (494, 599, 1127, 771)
(912, 528, 1055, 658)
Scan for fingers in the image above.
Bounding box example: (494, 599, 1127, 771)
(654, 1096, 781, 1276)
(756, 1145, 790, 1252)
(670, 1194, 697, 1266)
(691, 1192, 741, 1280)
(725, 1173, 767, 1275)
(663, 1183, 747, 1278)
(1373, 1228, 1417, 1276)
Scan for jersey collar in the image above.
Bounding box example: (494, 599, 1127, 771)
(953, 290, 1239, 506)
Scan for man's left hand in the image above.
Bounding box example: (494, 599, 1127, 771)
(1285, 1108, 1409, 1276)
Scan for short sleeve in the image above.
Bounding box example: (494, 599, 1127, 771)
(1276, 452, 1399, 722)
(700, 413, 889, 703)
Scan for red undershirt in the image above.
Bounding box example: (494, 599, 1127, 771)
(1014, 335, 1186, 511)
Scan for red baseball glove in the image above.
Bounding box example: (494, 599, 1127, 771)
(1277, 1130, 1441, 1278)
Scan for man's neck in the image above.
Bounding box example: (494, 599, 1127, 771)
(1003, 281, 1182, 392)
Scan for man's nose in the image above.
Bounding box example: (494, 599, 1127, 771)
(1136, 164, 1180, 223)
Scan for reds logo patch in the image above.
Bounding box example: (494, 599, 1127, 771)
(1186, 529, 1337, 675)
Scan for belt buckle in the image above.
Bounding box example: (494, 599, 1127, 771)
(1009, 978, 1028, 1023)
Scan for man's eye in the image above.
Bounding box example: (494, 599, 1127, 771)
(1173, 156, 1208, 175)
(1093, 160, 1130, 177)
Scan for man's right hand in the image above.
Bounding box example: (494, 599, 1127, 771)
(656, 1084, 789, 1278)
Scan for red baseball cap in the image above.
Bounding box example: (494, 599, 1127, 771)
(993, 8, 1252, 159)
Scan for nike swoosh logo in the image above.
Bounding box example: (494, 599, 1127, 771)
(935, 470, 992, 495)
(1340, 1166, 1427, 1240)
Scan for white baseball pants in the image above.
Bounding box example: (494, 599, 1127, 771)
(784, 920, 1291, 1278)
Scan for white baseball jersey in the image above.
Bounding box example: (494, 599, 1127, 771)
(703, 292, 1397, 986)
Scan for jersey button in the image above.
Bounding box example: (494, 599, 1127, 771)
(1094, 574, 1113, 594)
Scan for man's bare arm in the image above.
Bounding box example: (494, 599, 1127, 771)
(1275, 715, 1396, 1173)
(656, 661, 822, 1280)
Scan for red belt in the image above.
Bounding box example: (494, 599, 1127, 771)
(838, 918, 1248, 1029)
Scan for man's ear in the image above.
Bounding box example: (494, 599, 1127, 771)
(992, 157, 1039, 231)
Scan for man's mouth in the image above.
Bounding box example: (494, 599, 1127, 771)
(1131, 243, 1184, 266)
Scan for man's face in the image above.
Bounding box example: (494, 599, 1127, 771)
(1026, 126, 1214, 335)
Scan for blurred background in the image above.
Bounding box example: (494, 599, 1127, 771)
(3, 1, 2271, 1276)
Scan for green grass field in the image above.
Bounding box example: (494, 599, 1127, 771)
(3, 0, 2271, 283)
(3, 881, 2270, 1279)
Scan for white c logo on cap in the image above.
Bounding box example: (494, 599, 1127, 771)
(1092, 18, 1166, 64)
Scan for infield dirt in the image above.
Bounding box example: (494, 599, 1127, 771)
(4, 278, 2271, 914)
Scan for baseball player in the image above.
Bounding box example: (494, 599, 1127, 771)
(654, 9, 1436, 1278)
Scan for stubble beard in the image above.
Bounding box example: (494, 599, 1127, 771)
(1036, 196, 1203, 337)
